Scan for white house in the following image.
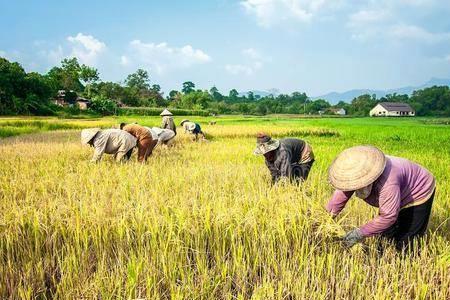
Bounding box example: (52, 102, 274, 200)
(330, 108, 346, 115)
(370, 102, 415, 117)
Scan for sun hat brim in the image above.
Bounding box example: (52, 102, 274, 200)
(186, 123, 196, 131)
(160, 109, 173, 116)
(253, 139, 280, 155)
(81, 128, 101, 145)
(328, 145, 386, 191)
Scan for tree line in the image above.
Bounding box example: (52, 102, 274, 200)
(1, 56, 449, 116)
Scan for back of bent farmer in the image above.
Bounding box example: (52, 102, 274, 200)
(160, 109, 177, 135)
(120, 123, 157, 163)
(254, 133, 314, 184)
(326, 146, 435, 251)
(81, 128, 136, 163)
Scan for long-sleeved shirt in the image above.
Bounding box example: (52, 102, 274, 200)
(161, 116, 177, 134)
(183, 121, 198, 133)
(91, 129, 136, 162)
(145, 127, 176, 143)
(265, 138, 313, 182)
(122, 124, 151, 142)
(326, 156, 435, 237)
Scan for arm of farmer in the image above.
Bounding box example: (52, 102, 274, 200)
(265, 160, 280, 183)
(359, 184, 401, 237)
(326, 190, 354, 217)
(91, 136, 108, 162)
(161, 118, 168, 129)
(278, 150, 292, 179)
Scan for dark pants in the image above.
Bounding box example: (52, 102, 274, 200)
(381, 189, 435, 251)
(125, 148, 133, 160)
(291, 160, 314, 182)
(192, 124, 206, 140)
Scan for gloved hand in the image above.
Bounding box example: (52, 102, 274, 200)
(342, 228, 364, 248)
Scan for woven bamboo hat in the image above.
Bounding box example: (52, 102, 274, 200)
(81, 128, 100, 145)
(253, 133, 280, 155)
(180, 119, 189, 126)
(160, 109, 173, 116)
(328, 145, 386, 191)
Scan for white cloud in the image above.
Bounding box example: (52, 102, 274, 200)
(348, 10, 389, 27)
(225, 64, 255, 75)
(37, 33, 107, 66)
(242, 48, 263, 60)
(389, 24, 450, 42)
(347, 1, 450, 43)
(44, 45, 64, 65)
(241, 0, 333, 27)
(120, 55, 129, 66)
(123, 40, 211, 74)
(66, 33, 106, 65)
(225, 48, 265, 76)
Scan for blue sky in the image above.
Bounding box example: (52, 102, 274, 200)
(1, 0, 449, 96)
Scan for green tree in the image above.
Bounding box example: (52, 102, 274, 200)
(210, 86, 223, 101)
(229, 89, 239, 102)
(151, 84, 161, 93)
(0, 58, 27, 114)
(247, 91, 255, 101)
(79, 65, 99, 98)
(125, 69, 150, 90)
(409, 86, 450, 116)
(306, 99, 331, 114)
(47, 57, 85, 92)
(182, 81, 195, 94)
(350, 94, 378, 116)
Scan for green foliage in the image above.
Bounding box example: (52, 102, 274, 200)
(306, 99, 330, 114)
(89, 97, 118, 116)
(125, 69, 150, 90)
(0, 58, 55, 115)
(2, 56, 450, 117)
(176, 90, 212, 110)
(118, 107, 209, 116)
(409, 86, 450, 116)
(182, 81, 195, 94)
(64, 90, 78, 104)
(348, 94, 378, 116)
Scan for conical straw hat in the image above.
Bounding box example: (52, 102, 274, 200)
(160, 109, 173, 116)
(81, 128, 100, 145)
(328, 145, 386, 191)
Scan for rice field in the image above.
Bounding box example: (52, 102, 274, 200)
(0, 116, 449, 299)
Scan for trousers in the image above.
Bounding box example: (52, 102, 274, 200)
(381, 189, 435, 251)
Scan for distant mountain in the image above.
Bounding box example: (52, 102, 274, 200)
(239, 88, 280, 98)
(311, 78, 450, 104)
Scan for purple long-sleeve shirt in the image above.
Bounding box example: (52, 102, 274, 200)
(326, 156, 435, 237)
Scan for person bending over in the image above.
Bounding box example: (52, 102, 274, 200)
(254, 132, 314, 184)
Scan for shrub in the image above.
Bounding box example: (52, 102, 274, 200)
(118, 107, 209, 116)
(89, 98, 117, 116)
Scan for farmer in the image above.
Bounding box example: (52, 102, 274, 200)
(160, 109, 177, 135)
(145, 126, 176, 148)
(326, 145, 436, 251)
(180, 119, 206, 141)
(81, 128, 136, 163)
(120, 123, 157, 163)
(254, 133, 314, 184)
